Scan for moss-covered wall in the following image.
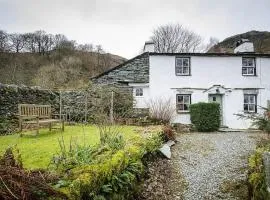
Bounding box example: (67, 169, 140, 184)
(0, 83, 59, 134)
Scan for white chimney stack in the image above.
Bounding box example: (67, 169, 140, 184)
(234, 39, 254, 53)
(143, 41, 155, 53)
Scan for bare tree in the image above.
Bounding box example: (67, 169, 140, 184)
(76, 43, 94, 52)
(9, 33, 25, 53)
(41, 34, 55, 54)
(204, 37, 219, 52)
(34, 30, 48, 54)
(24, 33, 38, 52)
(151, 23, 203, 53)
(0, 30, 10, 52)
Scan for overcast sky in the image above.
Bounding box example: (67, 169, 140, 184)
(1, 0, 270, 58)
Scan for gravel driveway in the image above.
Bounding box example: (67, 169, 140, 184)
(171, 132, 263, 200)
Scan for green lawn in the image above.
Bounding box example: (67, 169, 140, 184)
(0, 125, 138, 169)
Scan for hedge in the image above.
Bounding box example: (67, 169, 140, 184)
(189, 102, 220, 132)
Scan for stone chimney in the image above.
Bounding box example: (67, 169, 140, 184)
(143, 41, 155, 53)
(234, 39, 254, 53)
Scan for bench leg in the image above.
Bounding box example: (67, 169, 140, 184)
(49, 123, 52, 131)
(36, 118, 39, 136)
(61, 121, 64, 132)
(19, 118, 23, 137)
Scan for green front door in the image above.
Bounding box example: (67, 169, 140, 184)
(208, 94, 223, 126)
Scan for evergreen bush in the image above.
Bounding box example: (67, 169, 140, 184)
(189, 102, 220, 132)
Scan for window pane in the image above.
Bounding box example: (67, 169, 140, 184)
(135, 88, 143, 96)
(244, 104, 248, 111)
(247, 68, 254, 75)
(176, 58, 183, 67)
(243, 58, 254, 67)
(184, 104, 189, 110)
(244, 95, 249, 103)
(177, 95, 184, 103)
(247, 59, 254, 66)
(183, 67, 189, 74)
(249, 104, 255, 112)
(242, 58, 248, 66)
(249, 95, 255, 103)
(183, 58, 189, 67)
(183, 95, 190, 103)
(179, 67, 183, 74)
(179, 104, 184, 110)
(242, 67, 247, 74)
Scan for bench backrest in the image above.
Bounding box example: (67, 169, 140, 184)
(18, 104, 52, 119)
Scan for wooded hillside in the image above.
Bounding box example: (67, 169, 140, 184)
(0, 30, 126, 89)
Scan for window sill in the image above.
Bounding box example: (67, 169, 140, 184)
(242, 74, 257, 77)
(176, 74, 191, 76)
(177, 111, 190, 114)
(243, 111, 257, 114)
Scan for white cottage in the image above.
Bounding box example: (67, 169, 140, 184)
(93, 41, 270, 129)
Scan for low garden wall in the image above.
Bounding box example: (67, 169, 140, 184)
(0, 83, 59, 134)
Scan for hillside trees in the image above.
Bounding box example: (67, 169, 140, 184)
(0, 29, 123, 88)
(9, 33, 25, 53)
(0, 29, 101, 54)
(33, 57, 84, 89)
(0, 30, 9, 52)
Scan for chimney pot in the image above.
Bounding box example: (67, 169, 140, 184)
(143, 41, 155, 53)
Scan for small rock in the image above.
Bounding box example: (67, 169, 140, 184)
(166, 140, 176, 147)
(159, 144, 171, 159)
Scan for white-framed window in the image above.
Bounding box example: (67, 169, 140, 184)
(176, 94, 191, 112)
(244, 94, 257, 113)
(175, 57, 190, 76)
(135, 88, 143, 96)
(242, 57, 256, 76)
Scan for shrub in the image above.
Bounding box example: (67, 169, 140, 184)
(248, 138, 270, 200)
(236, 108, 270, 132)
(147, 98, 176, 124)
(162, 125, 176, 141)
(0, 148, 66, 200)
(189, 102, 220, 132)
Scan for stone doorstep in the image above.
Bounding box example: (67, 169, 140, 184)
(218, 128, 261, 133)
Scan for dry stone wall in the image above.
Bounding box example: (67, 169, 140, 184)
(0, 83, 59, 134)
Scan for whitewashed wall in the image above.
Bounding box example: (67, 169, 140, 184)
(129, 83, 150, 108)
(146, 55, 270, 129)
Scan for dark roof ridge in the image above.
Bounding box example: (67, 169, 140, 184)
(91, 52, 149, 79)
(149, 52, 270, 57)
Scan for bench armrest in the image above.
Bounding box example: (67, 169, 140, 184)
(18, 115, 39, 120)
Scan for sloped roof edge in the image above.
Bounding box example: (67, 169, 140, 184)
(91, 52, 149, 79)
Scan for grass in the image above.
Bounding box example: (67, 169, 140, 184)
(0, 125, 138, 169)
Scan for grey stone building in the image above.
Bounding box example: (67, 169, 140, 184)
(91, 52, 149, 87)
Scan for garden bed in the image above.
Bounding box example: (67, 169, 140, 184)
(0, 124, 164, 199)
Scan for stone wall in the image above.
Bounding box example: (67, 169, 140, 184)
(0, 83, 59, 134)
(92, 53, 149, 85)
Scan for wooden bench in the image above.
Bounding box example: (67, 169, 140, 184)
(18, 104, 64, 135)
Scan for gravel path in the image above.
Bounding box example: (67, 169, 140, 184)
(172, 132, 263, 200)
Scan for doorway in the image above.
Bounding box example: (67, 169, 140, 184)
(208, 94, 223, 126)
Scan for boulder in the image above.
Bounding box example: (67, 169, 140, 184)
(159, 144, 171, 159)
